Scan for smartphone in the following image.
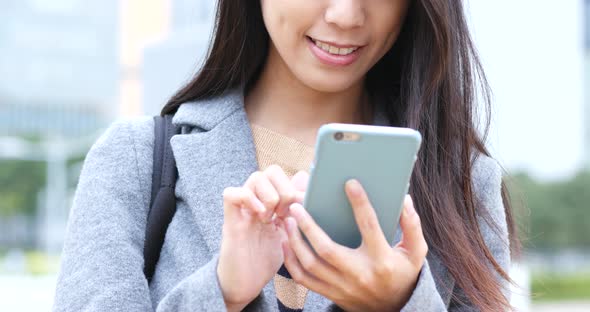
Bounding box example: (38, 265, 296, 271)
(302, 123, 422, 249)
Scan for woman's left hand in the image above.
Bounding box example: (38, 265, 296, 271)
(283, 173, 428, 312)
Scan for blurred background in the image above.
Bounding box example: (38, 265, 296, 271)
(0, 0, 588, 310)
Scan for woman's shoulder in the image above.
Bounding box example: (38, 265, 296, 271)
(469, 152, 509, 250)
(471, 153, 503, 197)
(83, 116, 156, 205)
(470, 152, 504, 211)
(88, 116, 155, 169)
(88, 116, 155, 168)
(92, 116, 155, 153)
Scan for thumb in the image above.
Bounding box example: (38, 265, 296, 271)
(396, 195, 428, 267)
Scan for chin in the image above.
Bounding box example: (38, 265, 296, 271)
(298, 70, 363, 94)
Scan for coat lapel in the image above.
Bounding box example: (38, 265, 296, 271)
(169, 88, 259, 254)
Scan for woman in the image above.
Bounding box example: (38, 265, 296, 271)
(54, 0, 519, 311)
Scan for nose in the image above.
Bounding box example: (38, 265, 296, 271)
(324, 0, 366, 29)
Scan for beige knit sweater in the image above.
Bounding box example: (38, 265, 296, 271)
(251, 123, 314, 311)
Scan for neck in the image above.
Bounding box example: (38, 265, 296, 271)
(245, 46, 370, 146)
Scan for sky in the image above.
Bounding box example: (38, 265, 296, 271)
(465, 0, 586, 181)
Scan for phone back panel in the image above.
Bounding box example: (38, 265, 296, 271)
(303, 123, 421, 248)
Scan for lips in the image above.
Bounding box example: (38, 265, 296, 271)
(307, 36, 362, 56)
(306, 36, 364, 67)
(308, 36, 361, 55)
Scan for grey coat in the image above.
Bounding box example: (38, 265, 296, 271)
(53, 88, 510, 311)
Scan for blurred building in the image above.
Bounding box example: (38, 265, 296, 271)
(0, 0, 120, 254)
(118, 0, 171, 117)
(141, 0, 215, 116)
(171, 0, 214, 30)
(0, 0, 119, 138)
(0, 0, 213, 254)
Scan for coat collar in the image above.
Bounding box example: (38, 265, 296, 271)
(169, 88, 256, 254)
(171, 88, 244, 130)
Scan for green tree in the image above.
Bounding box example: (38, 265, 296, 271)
(508, 170, 590, 249)
(0, 160, 46, 217)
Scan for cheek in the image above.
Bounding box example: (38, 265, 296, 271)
(370, 2, 410, 56)
(261, 0, 316, 49)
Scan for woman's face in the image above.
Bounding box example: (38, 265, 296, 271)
(260, 0, 410, 93)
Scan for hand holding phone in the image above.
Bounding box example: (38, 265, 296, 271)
(282, 126, 428, 311)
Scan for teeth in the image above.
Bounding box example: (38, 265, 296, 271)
(313, 39, 358, 56)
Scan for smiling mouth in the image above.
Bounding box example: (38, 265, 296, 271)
(306, 36, 362, 56)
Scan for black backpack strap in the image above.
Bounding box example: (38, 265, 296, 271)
(143, 114, 180, 283)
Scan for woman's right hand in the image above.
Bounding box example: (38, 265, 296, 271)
(217, 165, 305, 311)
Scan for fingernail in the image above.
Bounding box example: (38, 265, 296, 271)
(295, 191, 305, 203)
(289, 203, 303, 216)
(405, 196, 416, 216)
(346, 179, 361, 196)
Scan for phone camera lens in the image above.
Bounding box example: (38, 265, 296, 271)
(334, 132, 344, 141)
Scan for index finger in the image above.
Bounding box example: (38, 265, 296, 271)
(264, 165, 299, 218)
(345, 179, 389, 256)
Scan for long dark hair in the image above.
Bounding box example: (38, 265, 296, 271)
(162, 0, 520, 310)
